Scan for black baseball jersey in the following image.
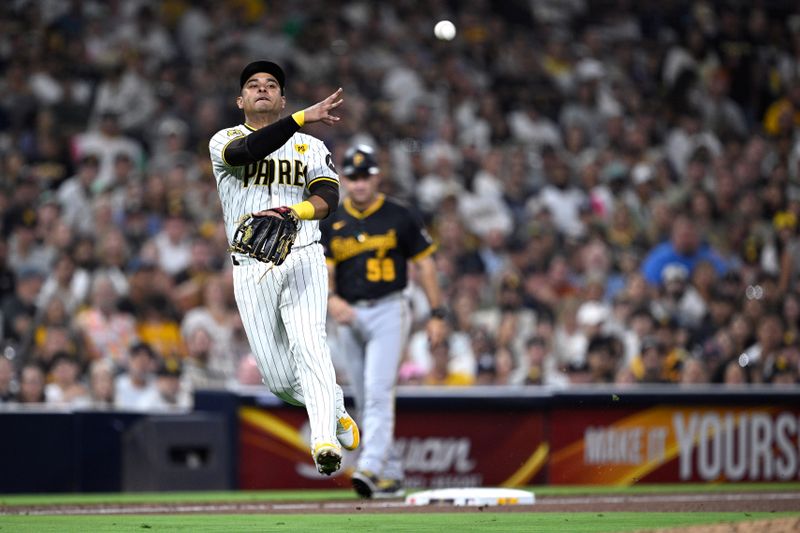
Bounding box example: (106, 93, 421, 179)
(321, 194, 435, 303)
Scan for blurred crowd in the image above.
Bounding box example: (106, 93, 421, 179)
(2, 0, 800, 409)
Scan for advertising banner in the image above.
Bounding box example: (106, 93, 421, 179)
(238, 406, 547, 490)
(549, 406, 800, 484)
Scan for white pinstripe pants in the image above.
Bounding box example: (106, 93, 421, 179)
(232, 243, 338, 449)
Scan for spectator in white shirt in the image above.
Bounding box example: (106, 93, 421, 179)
(114, 342, 160, 410)
(149, 207, 193, 277)
(45, 352, 90, 407)
(73, 111, 143, 192)
(56, 154, 101, 235)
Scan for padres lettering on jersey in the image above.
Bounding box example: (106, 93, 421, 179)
(241, 159, 306, 187)
(208, 125, 338, 248)
(321, 194, 435, 302)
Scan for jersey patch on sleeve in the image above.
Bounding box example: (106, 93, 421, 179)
(326, 154, 337, 173)
(295, 143, 308, 154)
(226, 128, 244, 138)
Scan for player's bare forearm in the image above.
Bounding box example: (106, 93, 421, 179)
(417, 255, 447, 346)
(416, 256, 443, 309)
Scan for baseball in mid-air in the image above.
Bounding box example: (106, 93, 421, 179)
(434, 20, 456, 41)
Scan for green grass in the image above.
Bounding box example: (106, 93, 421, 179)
(0, 512, 796, 533)
(0, 489, 353, 506)
(2, 482, 800, 506)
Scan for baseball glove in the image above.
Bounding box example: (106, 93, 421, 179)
(230, 207, 299, 266)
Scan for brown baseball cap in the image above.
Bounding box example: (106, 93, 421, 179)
(239, 60, 285, 93)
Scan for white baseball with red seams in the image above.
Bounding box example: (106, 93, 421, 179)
(209, 124, 346, 458)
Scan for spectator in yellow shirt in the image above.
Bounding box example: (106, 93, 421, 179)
(136, 294, 187, 361)
(763, 82, 800, 137)
(424, 339, 475, 386)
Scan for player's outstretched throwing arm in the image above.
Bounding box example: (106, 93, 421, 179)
(224, 88, 344, 167)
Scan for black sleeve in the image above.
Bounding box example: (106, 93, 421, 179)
(403, 204, 435, 257)
(308, 181, 339, 218)
(224, 116, 301, 166)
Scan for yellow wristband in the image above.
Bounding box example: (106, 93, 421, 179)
(291, 200, 315, 220)
(291, 110, 305, 127)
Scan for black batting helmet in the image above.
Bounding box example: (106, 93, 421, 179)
(341, 144, 379, 178)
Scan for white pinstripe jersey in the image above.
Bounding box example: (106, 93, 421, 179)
(209, 124, 339, 248)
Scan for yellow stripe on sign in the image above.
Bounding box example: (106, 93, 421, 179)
(621, 439, 683, 487)
(239, 406, 308, 453)
(500, 443, 549, 487)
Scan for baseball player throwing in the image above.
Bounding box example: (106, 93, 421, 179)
(322, 144, 446, 497)
(209, 60, 359, 476)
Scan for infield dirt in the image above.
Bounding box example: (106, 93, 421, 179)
(2, 490, 799, 516)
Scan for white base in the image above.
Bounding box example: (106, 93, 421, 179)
(405, 487, 535, 507)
